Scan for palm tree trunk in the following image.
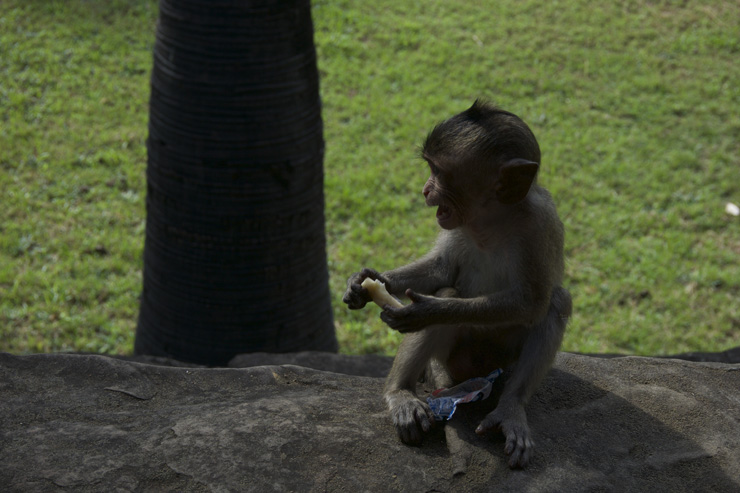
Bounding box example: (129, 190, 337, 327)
(135, 0, 337, 365)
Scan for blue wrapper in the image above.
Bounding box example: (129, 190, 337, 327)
(426, 369, 503, 421)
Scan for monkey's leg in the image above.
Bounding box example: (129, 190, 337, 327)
(384, 327, 456, 445)
(433, 356, 473, 477)
(420, 347, 475, 475)
(476, 286, 572, 468)
(420, 287, 460, 386)
(427, 358, 455, 388)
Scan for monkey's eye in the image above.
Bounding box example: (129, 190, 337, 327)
(428, 162, 441, 176)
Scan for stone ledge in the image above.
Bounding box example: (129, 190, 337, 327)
(1, 351, 738, 491)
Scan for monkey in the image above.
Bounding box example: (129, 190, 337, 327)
(342, 100, 572, 468)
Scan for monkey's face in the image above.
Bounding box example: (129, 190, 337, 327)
(422, 159, 471, 230)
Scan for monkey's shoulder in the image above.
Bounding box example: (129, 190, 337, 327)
(530, 186, 565, 230)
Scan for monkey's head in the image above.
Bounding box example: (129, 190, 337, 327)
(421, 100, 541, 230)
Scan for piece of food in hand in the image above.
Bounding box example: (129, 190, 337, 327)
(361, 278, 404, 309)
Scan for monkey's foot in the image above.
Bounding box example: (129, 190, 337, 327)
(476, 403, 533, 468)
(386, 391, 436, 445)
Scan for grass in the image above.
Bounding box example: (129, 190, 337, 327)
(1, 0, 738, 357)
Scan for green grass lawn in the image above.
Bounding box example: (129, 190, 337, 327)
(1, 0, 738, 357)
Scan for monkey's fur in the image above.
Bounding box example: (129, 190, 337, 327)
(343, 101, 572, 468)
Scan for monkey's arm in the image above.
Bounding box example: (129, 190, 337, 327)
(381, 252, 455, 298)
(343, 243, 455, 310)
(382, 236, 556, 332)
(380, 284, 550, 334)
(375, 230, 460, 298)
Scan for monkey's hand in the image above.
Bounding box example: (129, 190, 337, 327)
(343, 268, 391, 310)
(380, 289, 446, 333)
(386, 389, 436, 445)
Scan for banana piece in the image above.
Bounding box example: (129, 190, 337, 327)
(361, 278, 404, 309)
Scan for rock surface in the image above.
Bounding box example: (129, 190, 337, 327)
(1, 351, 739, 492)
(228, 351, 393, 377)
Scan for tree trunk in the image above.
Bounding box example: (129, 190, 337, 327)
(135, 0, 337, 365)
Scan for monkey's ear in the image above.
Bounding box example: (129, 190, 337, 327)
(494, 159, 539, 204)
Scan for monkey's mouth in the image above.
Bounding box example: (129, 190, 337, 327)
(436, 205, 452, 222)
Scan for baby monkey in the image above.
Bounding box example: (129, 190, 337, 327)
(343, 100, 571, 468)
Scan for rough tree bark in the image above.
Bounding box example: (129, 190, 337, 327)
(135, 0, 337, 365)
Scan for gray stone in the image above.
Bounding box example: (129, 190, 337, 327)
(666, 346, 740, 363)
(1, 351, 738, 492)
(228, 350, 393, 377)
